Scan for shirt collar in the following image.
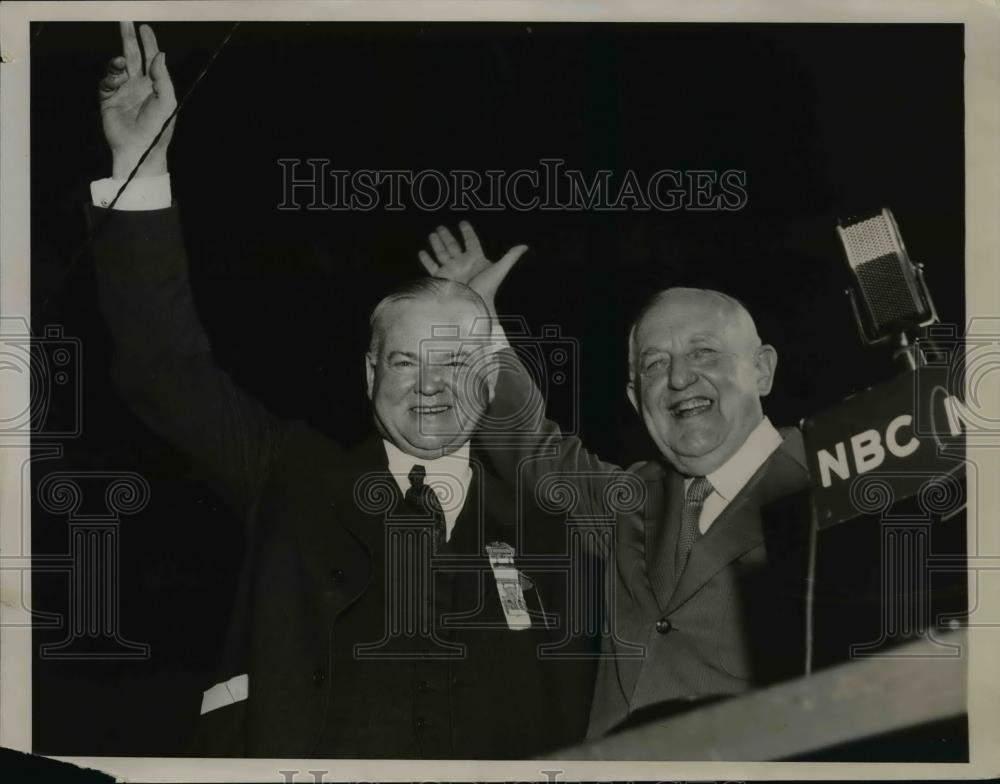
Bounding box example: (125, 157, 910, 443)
(686, 417, 783, 501)
(382, 439, 472, 491)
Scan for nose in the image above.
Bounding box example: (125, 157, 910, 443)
(418, 364, 446, 396)
(668, 355, 697, 390)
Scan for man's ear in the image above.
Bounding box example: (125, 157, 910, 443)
(626, 379, 639, 415)
(754, 344, 778, 396)
(365, 352, 376, 400)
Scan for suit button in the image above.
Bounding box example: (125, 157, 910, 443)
(416, 679, 430, 694)
(312, 668, 326, 684)
(329, 568, 345, 583)
(415, 717, 427, 730)
(655, 618, 673, 634)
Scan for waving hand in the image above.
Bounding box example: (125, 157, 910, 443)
(419, 222, 527, 313)
(99, 22, 177, 179)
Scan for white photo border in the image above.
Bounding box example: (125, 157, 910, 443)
(2, 1, 998, 781)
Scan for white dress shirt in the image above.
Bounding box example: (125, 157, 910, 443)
(683, 416, 783, 534)
(382, 440, 472, 542)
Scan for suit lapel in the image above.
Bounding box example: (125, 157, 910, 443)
(316, 434, 395, 576)
(608, 463, 668, 703)
(663, 487, 764, 614)
(663, 430, 810, 614)
(644, 469, 684, 610)
(447, 453, 487, 555)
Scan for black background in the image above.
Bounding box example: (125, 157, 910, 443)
(29, 21, 967, 758)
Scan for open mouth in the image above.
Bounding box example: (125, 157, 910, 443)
(412, 404, 452, 417)
(669, 397, 714, 418)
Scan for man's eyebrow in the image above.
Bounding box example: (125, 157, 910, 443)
(385, 350, 418, 360)
(639, 333, 720, 356)
(427, 341, 488, 354)
(429, 347, 480, 362)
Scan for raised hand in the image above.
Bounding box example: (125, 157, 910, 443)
(99, 22, 177, 180)
(418, 222, 527, 312)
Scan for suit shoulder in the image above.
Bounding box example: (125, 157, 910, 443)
(626, 458, 665, 482)
(760, 426, 810, 499)
(776, 426, 808, 473)
(273, 420, 350, 468)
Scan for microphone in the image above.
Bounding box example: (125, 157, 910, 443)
(836, 208, 939, 366)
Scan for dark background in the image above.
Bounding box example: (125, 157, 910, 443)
(29, 22, 967, 758)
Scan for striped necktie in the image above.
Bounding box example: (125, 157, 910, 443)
(675, 476, 714, 580)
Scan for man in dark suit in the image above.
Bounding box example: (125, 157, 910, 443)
(451, 271, 814, 740)
(89, 22, 599, 758)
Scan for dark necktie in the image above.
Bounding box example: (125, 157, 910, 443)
(675, 476, 714, 580)
(406, 464, 447, 551)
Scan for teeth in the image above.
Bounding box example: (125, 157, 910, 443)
(671, 398, 712, 416)
(415, 405, 449, 414)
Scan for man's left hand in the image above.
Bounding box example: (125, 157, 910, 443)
(418, 221, 527, 312)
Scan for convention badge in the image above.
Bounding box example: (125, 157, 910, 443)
(485, 541, 531, 631)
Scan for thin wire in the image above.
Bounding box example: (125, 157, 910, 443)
(38, 22, 242, 313)
(804, 502, 819, 676)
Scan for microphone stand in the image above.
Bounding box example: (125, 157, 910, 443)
(890, 332, 918, 372)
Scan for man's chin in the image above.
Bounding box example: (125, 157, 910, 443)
(398, 430, 471, 459)
(656, 433, 730, 475)
(375, 411, 480, 459)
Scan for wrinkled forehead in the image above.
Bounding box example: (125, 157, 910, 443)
(634, 291, 758, 353)
(380, 296, 492, 351)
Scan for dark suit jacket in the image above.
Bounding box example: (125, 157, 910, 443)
(482, 346, 813, 739)
(89, 205, 599, 758)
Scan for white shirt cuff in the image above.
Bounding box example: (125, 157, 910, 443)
(90, 174, 172, 211)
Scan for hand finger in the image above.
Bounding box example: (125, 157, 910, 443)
(99, 57, 129, 94)
(120, 21, 142, 75)
(418, 250, 439, 275)
(106, 55, 127, 75)
(98, 69, 128, 96)
(458, 221, 482, 255)
(148, 51, 175, 103)
(436, 225, 462, 257)
(139, 24, 160, 66)
(494, 245, 529, 277)
(428, 233, 449, 265)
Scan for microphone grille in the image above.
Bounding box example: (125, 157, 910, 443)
(837, 211, 905, 270)
(836, 207, 931, 336)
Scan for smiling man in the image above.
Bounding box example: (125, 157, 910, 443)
(367, 280, 494, 460)
(627, 288, 778, 480)
(465, 275, 814, 738)
(85, 22, 600, 758)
